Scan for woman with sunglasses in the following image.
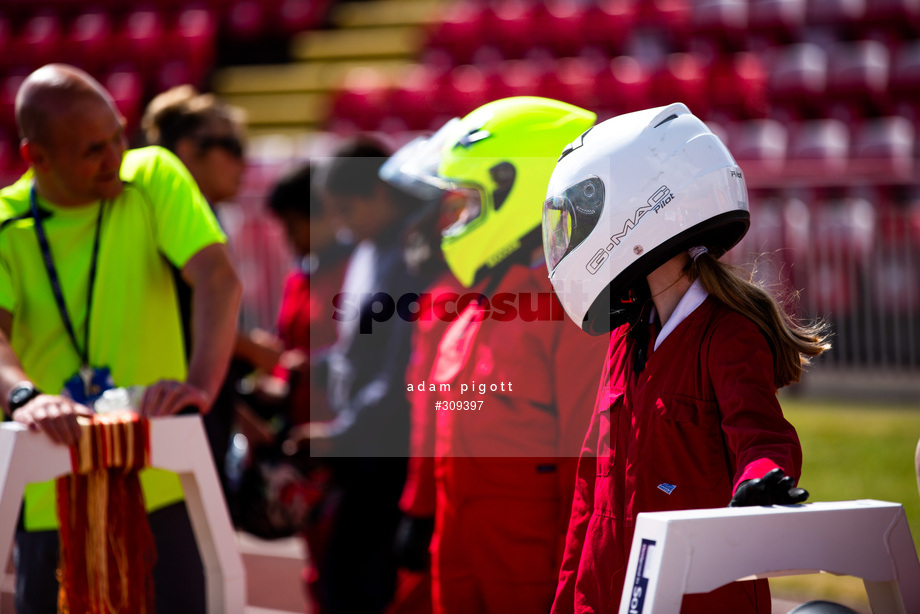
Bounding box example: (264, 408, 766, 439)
(142, 84, 247, 205)
(142, 85, 286, 506)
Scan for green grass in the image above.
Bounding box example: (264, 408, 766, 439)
(767, 396, 920, 612)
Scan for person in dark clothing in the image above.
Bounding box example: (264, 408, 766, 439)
(287, 136, 431, 614)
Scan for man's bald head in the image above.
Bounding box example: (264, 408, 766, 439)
(15, 64, 117, 146)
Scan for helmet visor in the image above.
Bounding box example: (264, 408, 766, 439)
(542, 176, 605, 272)
(441, 185, 483, 238)
(378, 118, 463, 198)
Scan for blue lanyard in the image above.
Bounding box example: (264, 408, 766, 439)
(29, 184, 105, 369)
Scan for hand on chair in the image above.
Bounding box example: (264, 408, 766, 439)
(729, 468, 809, 507)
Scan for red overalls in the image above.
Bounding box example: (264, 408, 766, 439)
(412, 263, 609, 614)
(553, 296, 802, 614)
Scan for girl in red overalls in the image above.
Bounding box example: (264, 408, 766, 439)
(542, 104, 831, 614)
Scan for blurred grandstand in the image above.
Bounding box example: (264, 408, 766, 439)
(0, 0, 917, 399)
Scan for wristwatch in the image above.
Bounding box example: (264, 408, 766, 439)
(8, 381, 41, 414)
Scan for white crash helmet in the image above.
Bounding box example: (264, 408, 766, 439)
(543, 103, 750, 335)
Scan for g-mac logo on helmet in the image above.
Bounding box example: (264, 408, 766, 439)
(543, 102, 750, 335)
(647, 185, 675, 211)
(579, 185, 677, 276)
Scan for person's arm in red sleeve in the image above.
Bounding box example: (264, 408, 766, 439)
(551, 321, 608, 557)
(551, 404, 599, 614)
(707, 313, 804, 500)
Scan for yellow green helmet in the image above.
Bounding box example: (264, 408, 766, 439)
(380, 96, 596, 287)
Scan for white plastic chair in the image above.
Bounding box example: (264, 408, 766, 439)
(618, 499, 920, 613)
(0, 415, 246, 613)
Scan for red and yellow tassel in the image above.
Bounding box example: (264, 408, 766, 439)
(55, 412, 156, 614)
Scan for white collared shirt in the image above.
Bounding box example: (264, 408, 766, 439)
(650, 278, 709, 351)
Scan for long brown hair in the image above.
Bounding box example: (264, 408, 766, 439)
(689, 252, 831, 389)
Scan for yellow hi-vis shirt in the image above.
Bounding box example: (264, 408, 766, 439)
(0, 146, 227, 530)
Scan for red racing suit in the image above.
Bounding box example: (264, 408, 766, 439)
(411, 263, 608, 614)
(552, 296, 803, 614)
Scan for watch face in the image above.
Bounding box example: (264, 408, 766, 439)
(10, 384, 36, 409)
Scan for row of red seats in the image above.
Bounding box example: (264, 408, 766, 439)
(328, 56, 763, 133)
(720, 116, 916, 172)
(422, 0, 920, 67)
(767, 40, 920, 118)
(327, 52, 920, 134)
(0, 0, 326, 41)
(0, 8, 216, 75)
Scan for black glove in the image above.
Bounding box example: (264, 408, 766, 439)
(729, 468, 809, 507)
(393, 514, 435, 572)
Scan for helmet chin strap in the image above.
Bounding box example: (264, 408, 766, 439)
(603, 281, 655, 374)
(629, 270, 693, 374)
(628, 295, 654, 374)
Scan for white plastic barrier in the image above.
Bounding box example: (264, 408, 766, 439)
(619, 500, 920, 614)
(0, 416, 246, 613)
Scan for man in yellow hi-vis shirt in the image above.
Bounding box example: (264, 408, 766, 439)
(0, 63, 241, 613)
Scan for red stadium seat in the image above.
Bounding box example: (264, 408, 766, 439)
(649, 53, 709, 116)
(424, 2, 489, 67)
(63, 11, 114, 74)
(155, 58, 196, 92)
(595, 55, 651, 116)
(438, 64, 491, 118)
(271, 0, 331, 37)
(12, 13, 63, 69)
(729, 119, 789, 169)
(115, 9, 166, 73)
(785, 118, 851, 182)
(888, 40, 920, 105)
(387, 65, 444, 132)
(223, 0, 267, 41)
(327, 70, 389, 133)
(533, 0, 590, 58)
(639, 0, 691, 45)
(850, 116, 915, 176)
(709, 52, 768, 118)
(537, 57, 599, 110)
(806, 0, 866, 30)
(826, 40, 890, 115)
(168, 8, 217, 86)
(747, 0, 807, 46)
(690, 0, 749, 53)
(487, 0, 538, 60)
(863, 0, 920, 36)
(488, 59, 544, 101)
(582, 0, 638, 57)
(767, 42, 828, 117)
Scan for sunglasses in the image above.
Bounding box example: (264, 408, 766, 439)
(195, 134, 245, 159)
